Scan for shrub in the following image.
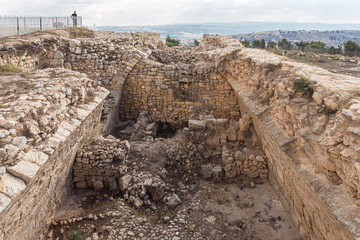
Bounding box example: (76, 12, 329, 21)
(165, 35, 180, 47)
(0, 64, 22, 75)
(66, 27, 95, 38)
(293, 76, 312, 96)
(68, 229, 83, 240)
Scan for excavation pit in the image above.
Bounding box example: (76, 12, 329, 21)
(1, 31, 360, 240)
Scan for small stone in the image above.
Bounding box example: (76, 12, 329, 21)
(0, 149, 7, 162)
(11, 136, 27, 149)
(250, 182, 255, 188)
(118, 175, 132, 192)
(201, 164, 213, 179)
(0, 130, 9, 139)
(274, 223, 281, 229)
(127, 231, 135, 236)
(133, 197, 144, 209)
(93, 181, 104, 191)
(166, 193, 182, 208)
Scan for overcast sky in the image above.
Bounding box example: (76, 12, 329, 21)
(2, 0, 360, 26)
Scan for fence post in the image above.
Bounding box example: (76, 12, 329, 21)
(16, 17, 20, 35)
(40, 17, 42, 31)
(56, 17, 58, 29)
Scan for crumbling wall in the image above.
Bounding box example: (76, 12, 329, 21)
(211, 34, 360, 239)
(73, 138, 129, 190)
(0, 69, 109, 239)
(119, 58, 240, 125)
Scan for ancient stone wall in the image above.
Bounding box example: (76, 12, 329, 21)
(210, 34, 360, 239)
(119, 58, 240, 125)
(0, 69, 109, 239)
(73, 138, 129, 190)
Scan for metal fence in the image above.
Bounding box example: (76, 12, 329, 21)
(0, 16, 82, 37)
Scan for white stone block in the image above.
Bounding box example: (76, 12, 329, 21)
(0, 173, 26, 197)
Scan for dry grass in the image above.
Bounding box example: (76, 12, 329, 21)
(36, 30, 59, 36)
(66, 27, 95, 38)
(0, 64, 22, 75)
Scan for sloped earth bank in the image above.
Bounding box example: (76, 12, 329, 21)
(50, 137, 300, 240)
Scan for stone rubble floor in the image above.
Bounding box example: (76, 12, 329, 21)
(50, 180, 300, 240)
(50, 139, 301, 240)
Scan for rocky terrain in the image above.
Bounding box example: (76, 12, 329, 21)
(50, 117, 300, 240)
(1, 30, 360, 240)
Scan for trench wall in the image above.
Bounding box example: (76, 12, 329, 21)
(0, 69, 109, 239)
(214, 37, 360, 239)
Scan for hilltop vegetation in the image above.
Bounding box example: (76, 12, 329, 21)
(234, 30, 360, 47)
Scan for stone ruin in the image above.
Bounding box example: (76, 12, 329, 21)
(0, 30, 360, 239)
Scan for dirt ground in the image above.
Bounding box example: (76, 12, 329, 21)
(50, 136, 301, 240)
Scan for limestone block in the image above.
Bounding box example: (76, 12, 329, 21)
(235, 151, 246, 162)
(166, 193, 182, 208)
(75, 182, 87, 188)
(53, 51, 63, 59)
(19, 149, 49, 166)
(64, 63, 72, 70)
(118, 175, 132, 192)
(212, 165, 224, 182)
(0, 130, 9, 139)
(188, 120, 206, 131)
(201, 164, 213, 178)
(11, 136, 27, 149)
(324, 97, 339, 111)
(69, 39, 81, 48)
(0, 173, 26, 197)
(0, 167, 5, 175)
(93, 181, 104, 191)
(0, 193, 11, 212)
(0, 149, 7, 162)
(4, 144, 19, 159)
(7, 161, 39, 183)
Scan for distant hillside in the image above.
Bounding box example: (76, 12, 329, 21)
(233, 30, 360, 47)
(94, 22, 360, 46)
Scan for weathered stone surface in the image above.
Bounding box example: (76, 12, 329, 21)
(133, 197, 144, 209)
(93, 181, 104, 191)
(11, 136, 27, 149)
(0, 173, 26, 197)
(0, 149, 7, 162)
(0, 130, 9, 139)
(19, 149, 49, 166)
(7, 161, 39, 183)
(4, 145, 19, 160)
(0, 193, 11, 212)
(118, 175, 132, 192)
(201, 164, 213, 178)
(212, 165, 224, 182)
(166, 193, 182, 208)
(148, 183, 164, 201)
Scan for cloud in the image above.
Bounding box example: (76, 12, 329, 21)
(1, 0, 360, 26)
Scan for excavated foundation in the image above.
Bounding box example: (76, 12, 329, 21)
(1, 31, 360, 240)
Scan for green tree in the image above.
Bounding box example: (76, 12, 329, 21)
(308, 41, 326, 50)
(344, 40, 359, 56)
(240, 39, 250, 47)
(194, 39, 200, 46)
(295, 40, 309, 51)
(252, 39, 265, 49)
(327, 45, 342, 55)
(267, 41, 277, 49)
(278, 38, 292, 50)
(165, 35, 180, 47)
